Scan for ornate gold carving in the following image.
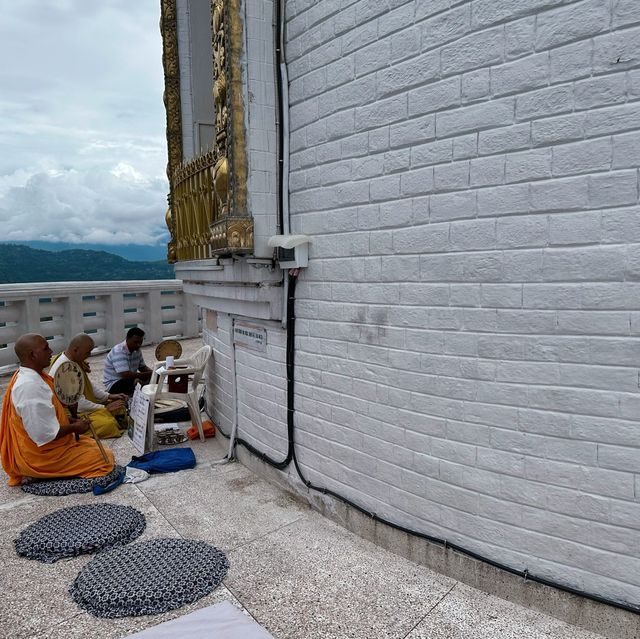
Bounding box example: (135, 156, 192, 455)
(160, 0, 182, 263)
(161, 0, 252, 260)
(172, 151, 215, 261)
(204, 0, 251, 256)
(212, 0, 227, 156)
(225, 0, 248, 215)
(210, 216, 253, 252)
(165, 207, 177, 263)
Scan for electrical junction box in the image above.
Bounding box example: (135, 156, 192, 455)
(267, 234, 310, 269)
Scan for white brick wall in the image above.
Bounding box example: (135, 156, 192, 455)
(274, 0, 640, 607)
(245, 0, 278, 256)
(203, 314, 289, 461)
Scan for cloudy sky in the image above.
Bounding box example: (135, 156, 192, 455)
(0, 0, 169, 247)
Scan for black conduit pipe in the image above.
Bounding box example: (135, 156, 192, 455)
(274, 0, 285, 235)
(227, 272, 297, 470)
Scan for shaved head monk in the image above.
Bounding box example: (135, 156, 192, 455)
(0, 333, 114, 486)
(49, 333, 128, 439)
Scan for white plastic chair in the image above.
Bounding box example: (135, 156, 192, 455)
(141, 344, 212, 442)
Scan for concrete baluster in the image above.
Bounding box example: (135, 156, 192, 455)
(145, 290, 163, 343)
(105, 291, 125, 348)
(22, 295, 41, 334)
(64, 294, 85, 343)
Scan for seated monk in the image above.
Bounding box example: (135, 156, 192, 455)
(0, 333, 114, 487)
(49, 333, 128, 439)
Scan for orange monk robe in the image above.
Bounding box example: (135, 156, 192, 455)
(0, 370, 114, 486)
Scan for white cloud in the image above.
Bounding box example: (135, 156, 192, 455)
(0, 165, 169, 245)
(110, 162, 147, 183)
(0, 0, 169, 248)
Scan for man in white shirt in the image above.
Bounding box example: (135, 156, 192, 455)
(0, 333, 114, 486)
(49, 333, 128, 438)
(102, 327, 152, 396)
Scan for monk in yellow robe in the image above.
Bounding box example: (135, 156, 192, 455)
(49, 333, 128, 439)
(0, 333, 114, 486)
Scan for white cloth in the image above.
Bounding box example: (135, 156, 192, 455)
(123, 467, 149, 484)
(48, 353, 109, 414)
(11, 367, 61, 446)
(124, 601, 275, 639)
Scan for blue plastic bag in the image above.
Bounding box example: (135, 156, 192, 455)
(128, 448, 196, 474)
(92, 468, 126, 495)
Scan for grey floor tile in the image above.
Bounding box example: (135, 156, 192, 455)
(0, 489, 183, 638)
(405, 583, 605, 639)
(0, 480, 177, 537)
(137, 460, 311, 552)
(224, 512, 456, 639)
(25, 587, 243, 639)
(1, 525, 98, 639)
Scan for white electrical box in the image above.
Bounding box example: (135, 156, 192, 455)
(267, 234, 310, 268)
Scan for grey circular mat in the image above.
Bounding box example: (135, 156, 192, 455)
(15, 503, 146, 563)
(70, 538, 229, 618)
(21, 465, 125, 496)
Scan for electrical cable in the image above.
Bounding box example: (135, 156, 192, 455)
(228, 273, 296, 470)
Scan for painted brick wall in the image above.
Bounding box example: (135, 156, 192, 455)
(204, 314, 289, 461)
(280, 0, 640, 606)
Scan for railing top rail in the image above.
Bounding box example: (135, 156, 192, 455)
(0, 280, 183, 298)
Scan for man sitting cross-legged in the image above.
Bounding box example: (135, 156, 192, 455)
(0, 333, 115, 487)
(102, 327, 152, 397)
(49, 333, 128, 439)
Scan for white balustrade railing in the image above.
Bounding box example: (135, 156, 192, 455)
(0, 280, 200, 371)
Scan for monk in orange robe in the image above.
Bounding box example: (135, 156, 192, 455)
(0, 333, 114, 486)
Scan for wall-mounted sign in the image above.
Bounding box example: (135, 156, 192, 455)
(234, 322, 266, 352)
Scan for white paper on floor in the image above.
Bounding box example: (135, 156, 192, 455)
(123, 601, 275, 639)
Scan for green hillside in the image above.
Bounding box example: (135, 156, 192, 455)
(0, 244, 174, 284)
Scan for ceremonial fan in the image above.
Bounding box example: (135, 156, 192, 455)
(52, 360, 109, 463)
(154, 339, 182, 361)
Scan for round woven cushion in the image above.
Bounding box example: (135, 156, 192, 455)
(15, 503, 146, 563)
(21, 465, 125, 496)
(70, 538, 229, 618)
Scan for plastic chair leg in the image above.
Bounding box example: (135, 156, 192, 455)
(187, 394, 205, 442)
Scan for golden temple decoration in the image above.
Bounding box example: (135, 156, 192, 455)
(172, 151, 217, 261)
(223, 0, 249, 216)
(160, 0, 252, 261)
(205, 0, 251, 256)
(160, 0, 182, 263)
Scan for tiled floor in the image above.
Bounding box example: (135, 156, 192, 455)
(0, 339, 607, 638)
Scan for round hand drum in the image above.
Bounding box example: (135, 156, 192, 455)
(53, 360, 84, 406)
(53, 360, 109, 463)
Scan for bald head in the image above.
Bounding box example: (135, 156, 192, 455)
(15, 334, 52, 371)
(66, 333, 95, 364)
(69, 333, 94, 351)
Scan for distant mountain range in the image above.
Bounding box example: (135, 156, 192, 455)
(0, 240, 168, 262)
(0, 244, 174, 284)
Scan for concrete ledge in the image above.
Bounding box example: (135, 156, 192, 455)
(235, 447, 640, 639)
(0, 280, 184, 299)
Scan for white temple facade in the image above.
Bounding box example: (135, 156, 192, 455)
(161, 0, 640, 622)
